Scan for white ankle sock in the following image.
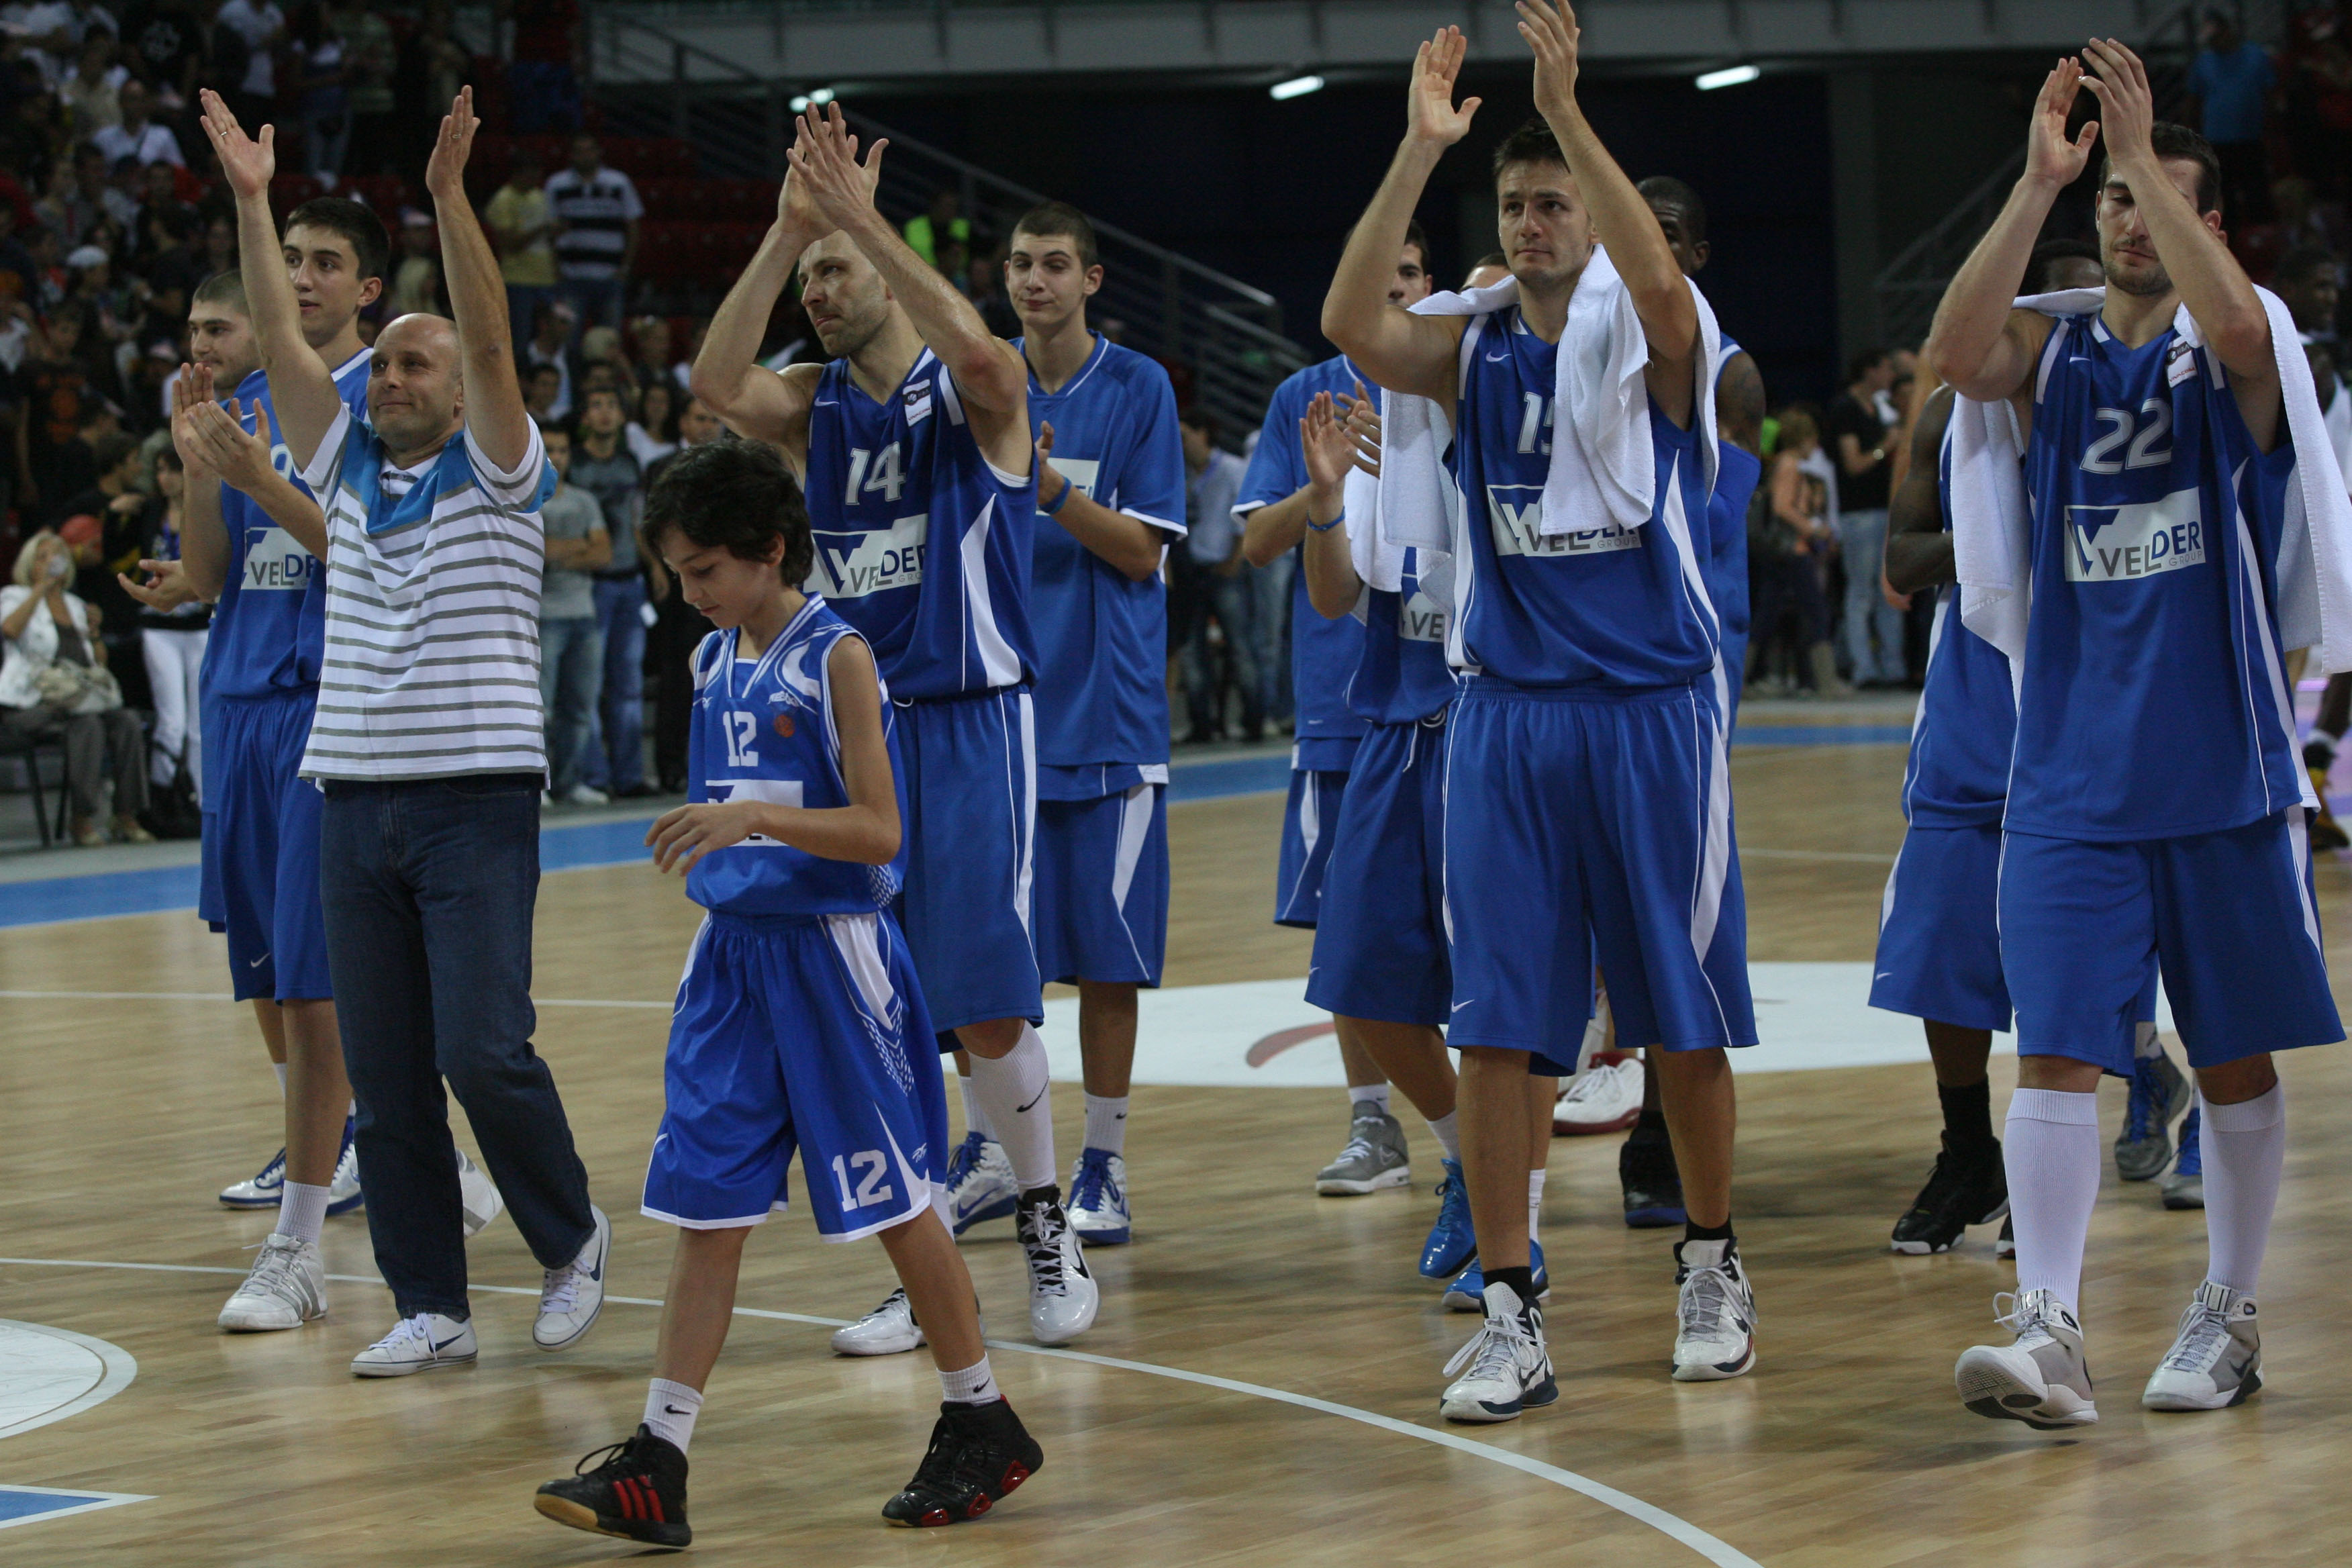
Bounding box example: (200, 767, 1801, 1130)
(273, 1063, 288, 1095)
(939, 1355, 1000, 1405)
(2004, 1087, 2101, 1313)
(644, 1378, 702, 1452)
(1424, 1110, 1461, 1163)
(1350, 1083, 1391, 1116)
(277, 1179, 330, 1244)
(1083, 1093, 1129, 1157)
(958, 1076, 995, 1142)
(969, 1026, 1055, 1191)
(1527, 1169, 1546, 1250)
(2200, 1085, 2286, 1295)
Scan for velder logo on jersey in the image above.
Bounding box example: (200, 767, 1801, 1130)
(242, 525, 316, 591)
(806, 513, 928, 600)
(1401, 587, 1448, 643)
(2063, 486, 2204, 583)
(1487, 483, 1638, 558)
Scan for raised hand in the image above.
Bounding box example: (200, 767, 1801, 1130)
(2026, 57, 2100, 189)
(185, 397, 281, 494)
(785, 103, 888, 234)
(1343, 379, 1384, 480)
(774, 156, 825, 248)
(2079, 39, 2153, 175)
(1406, 27, 1482, 147)
(424, 86, 481, 202)
(1300, 391, 1358, 493)
(170, 362, 218, 481)
(197, 88, 274, 201)
(1517, 0, 1582, 124)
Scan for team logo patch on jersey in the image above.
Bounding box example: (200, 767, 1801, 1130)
(1487, 484, 1640, 558)
(1401, 587, 1448, 643)
(242, 525, 317, 591)
(2064, 487, 2204, 583)
(807, 513, 928, 600)
(901, 381, 934, 425)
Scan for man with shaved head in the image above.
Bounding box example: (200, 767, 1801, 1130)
(205, 85, 609, 1379)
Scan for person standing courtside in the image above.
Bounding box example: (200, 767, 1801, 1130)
(691, 107, 1097, 1349)
(1928, 45, 2350, 1424)
(205, 85, 608, 1377)
(1238, 220, 1435, 1193)
(1827, 348, 1905, 685)
(1325, 9, 1760, 1419)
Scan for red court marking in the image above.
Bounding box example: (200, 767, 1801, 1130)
(1244, 1020, 1336, 1067)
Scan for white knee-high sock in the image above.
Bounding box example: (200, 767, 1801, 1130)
(2004, 1088, 2102, 1313)
(958, 1076, 995, 1142)
(969, 1026, 1055, 1191)
(2200, 1085, 2286, 1296)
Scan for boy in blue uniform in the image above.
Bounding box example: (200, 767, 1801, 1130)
(1326, 11, 1759, 1420)
(690, 107, 1096, 1349)
(1001, 201, 1186, 1245)
(1928, 46, 2342, 1424)
(534, 440, 1042, 1545)
(1239, 224, 1436, 1195)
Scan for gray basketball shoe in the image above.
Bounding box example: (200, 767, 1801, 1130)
(2115, 1048, 2190, 1181)
(2142, 1281, 2261, 1410)
(1955, 1287, 2098, 1428)
(1314, 1101, 1410, 1195)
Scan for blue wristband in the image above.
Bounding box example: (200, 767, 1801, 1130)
(1040, 475, 1073, 516)
(1306, 510, 1344, 532)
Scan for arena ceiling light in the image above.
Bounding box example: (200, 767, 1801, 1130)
(1695, 64, 1760, 91)
(1269, 75, 1326, 101)
(789, 86, 839, 112)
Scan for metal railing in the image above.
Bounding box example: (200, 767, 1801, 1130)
(585, 11, 1310, 441)
(1869, 0, 2235, 351)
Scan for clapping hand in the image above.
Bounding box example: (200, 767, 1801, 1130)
(1300, 391, 1359, 494)
(1342, 378, 1383, 480)
(182, 397, 282, 495)
(785, 104, 888, 236)
(1406, 27, 1482, 148)
(2025, 56, 2101, 189)
(119, 557, 200, 614)
(1518, 0, 1583, 125)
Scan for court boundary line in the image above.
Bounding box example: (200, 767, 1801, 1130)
(0, 1320, 138, 1443)
(0, 1255, 1761, 1567)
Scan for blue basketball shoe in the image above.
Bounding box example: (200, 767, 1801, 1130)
(1419, 1159, 1476, 1279)
(2162, 1106, 2205, 1210)
(1067, 1148, 1130, 1245)
(1444, 1241, 1548, 1312)
(2116, 1049, 2190, 1182)
(219, 1147, 287, 1209)
(942, 1131, 1019, 1235)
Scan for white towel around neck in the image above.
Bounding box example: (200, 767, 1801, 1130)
(1953, 285, 2352, 675)
(1359, 244, 1720, 593)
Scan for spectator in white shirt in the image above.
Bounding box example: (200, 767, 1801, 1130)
(91, 79, 182, 166)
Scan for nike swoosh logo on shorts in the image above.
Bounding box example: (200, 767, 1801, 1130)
(248, 954, 269, 967)
(1452, 999, 1474, 1012)
(1485, 352, 1510, 362)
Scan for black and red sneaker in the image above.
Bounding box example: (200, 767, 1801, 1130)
(881, 1399, 1044, 1528)
(534, 1425, 691, 1549)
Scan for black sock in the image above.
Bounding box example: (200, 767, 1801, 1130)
(1939, 1079, 1996, 1153)
(1681, 1218, 1733, 1246)
(1484, 1264, 1536, 1308)
(1020, 1183, 1061, 1208)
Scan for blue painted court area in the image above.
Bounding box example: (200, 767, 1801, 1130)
(0, 724, 1913, 930)
(0, 1485, 146, 1530)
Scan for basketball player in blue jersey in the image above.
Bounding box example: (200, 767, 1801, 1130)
(690, 106, 1097, 1348)
(1326, 9, 1759, 1420)
(1928, 44, 2340, 1424)
(997, 201, 1187, 1247)
(1239, 222, 1440, 1195)
(535, 442, 1042, 1543)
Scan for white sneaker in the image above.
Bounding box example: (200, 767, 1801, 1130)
(1016, 1193, 1098, 1346)
(352, 1311, 477, 1377)
(1553, 1052, 1644, 1136)
(534, 1205, 610, 1351)
(219, 1147, 287, 1208)
(1439, 1281, 1557, 1423)
(1671, 1236, 1757, 1381)
(831, 1286, 927, 1357)
(325, 1134, 363, 1216)
(456, 1148, 503, 1238)
(1955, 1287, 2098, 1427)
(2142, 1281, 2262, 1410)
(217, 1232, 327, 1332)
(561, 783, 610, 807)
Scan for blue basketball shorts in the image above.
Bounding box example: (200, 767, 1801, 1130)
(891, 688, 1044, 1038)
(1033, 781, 1168, 987)
(1870, 820, 2012, 1033)
(642, 909, 948, 1240)
(1306, 716, 1451, 1028)
(1443, 678, 1756, 1059)
(2000, 814, 2343, 1074)
(199, 690, 331, 1003)
(1276, 767, 1351, 928)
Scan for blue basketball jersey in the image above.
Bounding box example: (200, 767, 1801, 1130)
(1903, 426, 2016, 828)
(684, 597, 910, 918)
(1447, 308, 1718, 689)
(1018, 334, 1187, 787)
(1706, 336, 1758, 641)
(1346, 547, 1457, 725)
(1237, 353, 1370, 768)
(203, 348, 371, 699)
(803, 350, 1036, 701)
(2009, 310, 2302, 841)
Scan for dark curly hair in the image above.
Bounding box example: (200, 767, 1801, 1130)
(642, 438, 815, 587)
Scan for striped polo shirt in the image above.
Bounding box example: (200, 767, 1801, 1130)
(297, 405, 558, 781)
(544, 166, 643, 282)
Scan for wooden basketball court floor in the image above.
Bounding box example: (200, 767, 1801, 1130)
(1, 707, 2349, 1567)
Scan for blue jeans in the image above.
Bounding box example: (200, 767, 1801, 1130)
(1835, 508, 1906, 684)
(558, 277, 626, 342)
(538, 615, 603, 795)
(583, 576, 646, 791)
(1178, 565, 1262, 737)
(319, 775, 595, 1318)
(505, 284, 556, 344)
(1248, 552, 1295, 724)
